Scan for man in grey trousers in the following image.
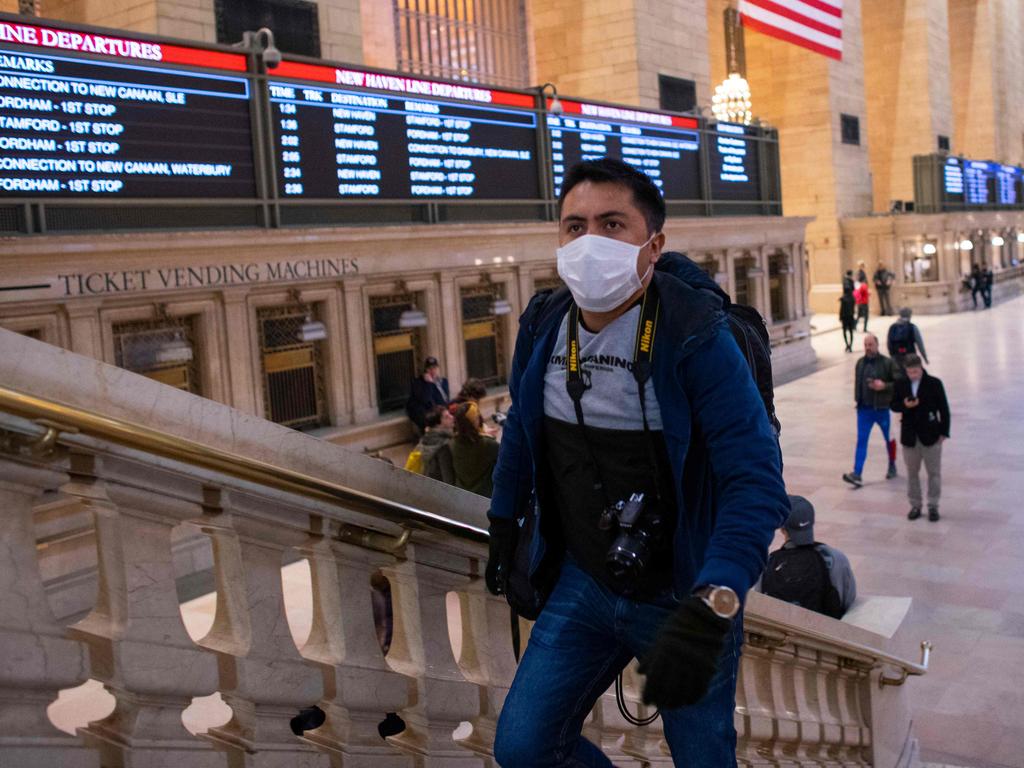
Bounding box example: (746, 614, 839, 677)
(891, 354, 950, 521)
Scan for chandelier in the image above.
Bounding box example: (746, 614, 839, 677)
(712, 73, 752, 125)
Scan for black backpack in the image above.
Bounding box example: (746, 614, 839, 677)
(726, 304, 780, 435)
(761, 545, 843, 619)
(888, 321, 916, 356)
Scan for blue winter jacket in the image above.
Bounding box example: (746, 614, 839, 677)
(489, 252, 789, 601)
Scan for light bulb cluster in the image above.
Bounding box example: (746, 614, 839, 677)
(711, 73, 752, 125)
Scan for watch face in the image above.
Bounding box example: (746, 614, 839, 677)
(710, 588, 739, 618)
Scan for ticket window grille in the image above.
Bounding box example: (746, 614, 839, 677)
(733, 259, 753, 307)
(461, 287, 507, 388)
(372, 294, 424, 414)
(903, 241, 939, 284)
(258, 305, 329, 430)
(393, 0, 530, 88)
(113, 316, 201, 395)
(768, 252, 789, 322)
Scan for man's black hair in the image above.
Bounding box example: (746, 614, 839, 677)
(558, 157, 666, 234)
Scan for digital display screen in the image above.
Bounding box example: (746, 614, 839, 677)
(547, 99, 701, 199)
(268, 61, 540, 200)
(708, 123, 762, 201)
(995, 164, 1018, 205)
(943, 157, 964, 196)
(0, 23, 255, 197)
(962, 160, 992, 205)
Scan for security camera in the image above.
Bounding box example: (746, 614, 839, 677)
(262, 45, 282, 69)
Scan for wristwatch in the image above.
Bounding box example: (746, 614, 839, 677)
(693, 585, 740, 620)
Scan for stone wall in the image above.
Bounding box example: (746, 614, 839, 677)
(862, 0, 953, 211)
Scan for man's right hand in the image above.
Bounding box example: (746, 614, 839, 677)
(485, 517, 518, 596)
(904, 397, 919, 408)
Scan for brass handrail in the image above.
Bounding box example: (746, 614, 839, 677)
(0, 385, 930, 682)
(0, 385, 488, 543)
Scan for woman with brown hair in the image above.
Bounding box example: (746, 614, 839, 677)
(449, 400, 500, 497)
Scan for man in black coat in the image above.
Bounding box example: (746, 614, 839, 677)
(405, 356, 450, 434)
(891, 354, 950, 521)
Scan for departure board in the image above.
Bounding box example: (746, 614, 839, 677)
(547, 98, 701, 199)
(995, 163, 1019, 206)
(962, 160, 992, 205)
(708, 123, 761, 201)
(942, 156, 964, 207)
(0, 20, 255, 197)
(267, 61, 540, 200)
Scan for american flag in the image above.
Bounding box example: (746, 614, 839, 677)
(738, 0, 843, 61)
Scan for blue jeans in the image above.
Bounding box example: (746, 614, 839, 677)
(494, 559, 741, 767)
(854, 406, 891, 475)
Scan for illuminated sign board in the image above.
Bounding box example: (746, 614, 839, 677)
(268, 61, 540, 200)
(962, 160, 992, 205)
(0, 20, 254, 198)
(995, 163, 1019, 206)
(546, 98, 701, 199)
(708, 123, 761, 202)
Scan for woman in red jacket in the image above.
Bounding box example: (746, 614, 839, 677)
(854, 280, 870, 332)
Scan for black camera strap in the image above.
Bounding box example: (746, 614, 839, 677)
(564, 285, 666, 729)
(564, 286, 664, 504)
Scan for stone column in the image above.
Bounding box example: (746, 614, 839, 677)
(220, 288, 260, 417)
(342, 279, 377, 423)
(62, 299, 104, 362)
(197, 488, 328, 767)
(0, 455, 97, 768)
(438, 276, 465, 392)
(64, 453, 222, 767)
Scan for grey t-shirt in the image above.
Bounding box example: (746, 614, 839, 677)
(543, 306, 663, 429)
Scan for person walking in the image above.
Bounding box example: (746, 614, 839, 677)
(873, 261, 895, 316)
(450, 401, 500, 497)
(405, 356, 450, 434)
(891, 354, 950, 521)
(982, 265, 994, 308)
(758, 495, 857, 619)
(486, 158, 787, 766)
(839, 286, 856, 353)
(886, 307, 929, 375)
(969, 264, 983, 309)
(843, 333, 898, 488)
(853, 279, 870, 332)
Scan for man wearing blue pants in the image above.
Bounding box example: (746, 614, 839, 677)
(843, 333, 897, 488)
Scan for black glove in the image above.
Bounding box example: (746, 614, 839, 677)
(485, 517, 518, 596)
(638, 595, 732, 709)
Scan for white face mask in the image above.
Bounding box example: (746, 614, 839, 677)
(556, 233, 655, 313)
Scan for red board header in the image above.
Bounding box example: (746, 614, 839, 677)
(552, 98, 699, 130)
(274, 60, 536, 109)
(0, 20, 247, 72)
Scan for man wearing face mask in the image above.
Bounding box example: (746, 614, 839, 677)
(486, 158, 788, 766)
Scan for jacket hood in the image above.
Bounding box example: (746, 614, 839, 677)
(656, 251, 731, 307)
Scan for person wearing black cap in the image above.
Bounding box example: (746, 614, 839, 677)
(759, 495, 857, 619)
(405, 356, 450, 434)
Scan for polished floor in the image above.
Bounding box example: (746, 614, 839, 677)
(780, 297, 1024, 768)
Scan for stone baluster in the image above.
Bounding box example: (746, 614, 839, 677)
(295, 523, 414, 766)
(768, 644, 802, 762)
(196, 488, 328, 767)
(0, 453, 98, 767)
(789, 646, 831, 764)
(382, 543, 484, 766)
(831, 656, 871, 765)
(617, 663, 671, 766)
(735, 640, 781, 764)
(446, 582, 521, 761)
(62, 452, 222, 767)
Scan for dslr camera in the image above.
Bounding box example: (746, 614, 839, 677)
(599, 492, 665, 592)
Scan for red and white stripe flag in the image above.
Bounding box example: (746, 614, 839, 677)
(738, 0, 843, 61)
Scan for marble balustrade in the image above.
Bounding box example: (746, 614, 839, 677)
(0, 327, 924, 767)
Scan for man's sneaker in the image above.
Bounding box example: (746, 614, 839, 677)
(886, 462, 898, 479)
(928, 506, 940, 522)
(908, 507, 922, 520)
(842, 472, 863, 488)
